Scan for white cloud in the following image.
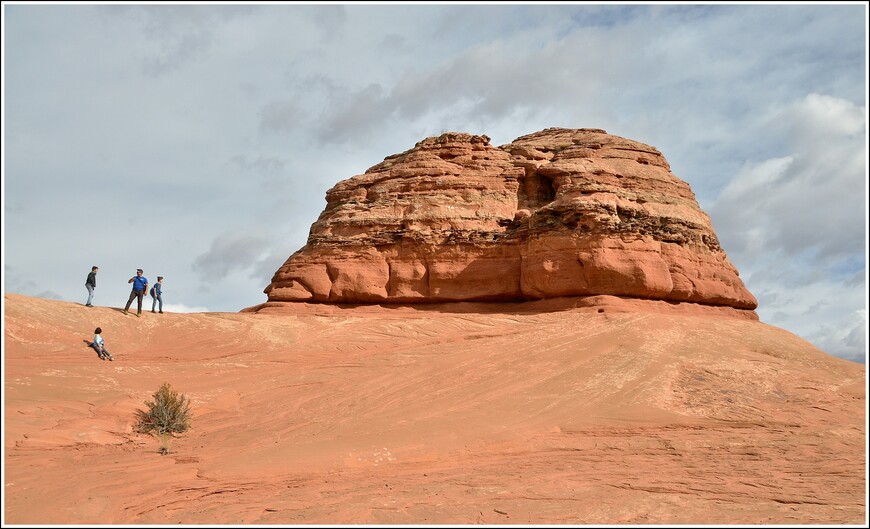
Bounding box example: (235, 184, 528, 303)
(710, 93, 866, 265)
(717, 156, 794, 205)
(161, 303, 211, 314)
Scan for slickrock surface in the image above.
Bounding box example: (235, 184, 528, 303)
(266, 128, 757, 312)
(4, 294, 865, 525)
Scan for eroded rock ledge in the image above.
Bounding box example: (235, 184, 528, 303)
(264, 128, 757, 314)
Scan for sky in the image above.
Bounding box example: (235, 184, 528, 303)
(2, 2, 867, 363)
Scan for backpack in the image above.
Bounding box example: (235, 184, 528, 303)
(150, 286, 156, 297)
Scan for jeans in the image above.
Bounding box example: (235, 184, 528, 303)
(91, 342, 110, 358)
(86, 284, 95, 306)
(152, 293, 163, 312)
(125, 290, 145, 313)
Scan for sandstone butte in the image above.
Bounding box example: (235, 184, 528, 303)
(3, 129, 866, 526)
(264, 128, 758, 315)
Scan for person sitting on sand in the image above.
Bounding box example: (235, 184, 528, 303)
(90, 327, 113, 361)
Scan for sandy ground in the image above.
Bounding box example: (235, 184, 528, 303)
(3, 293, 866, 525)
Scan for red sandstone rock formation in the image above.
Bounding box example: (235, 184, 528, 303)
(265, 128, 757, 312)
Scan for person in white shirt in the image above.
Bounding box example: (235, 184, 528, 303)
(91, 327, 113, 361)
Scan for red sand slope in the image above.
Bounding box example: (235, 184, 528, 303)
(3, 294, 865, 524)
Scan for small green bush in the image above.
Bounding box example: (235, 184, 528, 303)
(136, 382, 192, 436)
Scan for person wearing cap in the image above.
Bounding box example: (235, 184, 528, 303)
(150, 276, 164, 314)
(123, 269, 149, 317)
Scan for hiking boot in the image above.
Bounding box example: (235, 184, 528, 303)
(151, 310, 156, 313)
(159, 311, 163, 314)
(122, 310, 128, 315)
(136, 313, 141, 318)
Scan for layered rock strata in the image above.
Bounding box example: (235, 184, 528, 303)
(265, 128, 757, 311)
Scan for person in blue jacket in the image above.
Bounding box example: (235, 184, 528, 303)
(123, 268, 149, 317)
(150, 276, 164, 313)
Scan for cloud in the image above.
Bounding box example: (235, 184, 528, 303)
(710, 93, 866, 266)
(162, 303, 211, 314)
(309, 4, 347, 37)
(4, 265, 63, 300)
(225, 154, 286, 175)
(192, 233, 271, 280)
(140, 25, 212, 77)
(251, 249, 292, 284)
(119, 4, 255, 76)
(806, 309, 867, 364)
(259, 100, 308, 134)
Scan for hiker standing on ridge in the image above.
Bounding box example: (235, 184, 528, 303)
(123, 268, 149, 317)
(85, 266, 98, 307)
(150, 276, 164, 313)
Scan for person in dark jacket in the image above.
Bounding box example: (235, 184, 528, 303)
(85, 266, 98, 307)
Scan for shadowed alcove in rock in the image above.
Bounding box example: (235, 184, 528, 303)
(517, 167, 556, 212)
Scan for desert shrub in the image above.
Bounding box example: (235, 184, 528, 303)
(157, 433, 172, 455)
(136, 382, 192, 436)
